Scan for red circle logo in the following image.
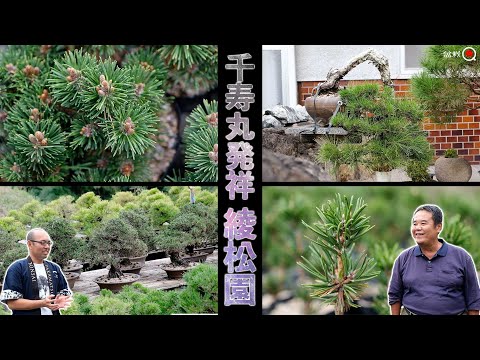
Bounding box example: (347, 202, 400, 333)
(465, 49, 474, 58)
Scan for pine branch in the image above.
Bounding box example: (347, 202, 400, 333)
(298, 194, 379, 315)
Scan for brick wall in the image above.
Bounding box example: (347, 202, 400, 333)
(298, 79, 480, 164)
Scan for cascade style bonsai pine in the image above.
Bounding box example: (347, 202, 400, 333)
(298, 194, 379, 315)
(411, 45, 480, 123)
(0, 45, 217, 182)
(317, 83, 433, 177)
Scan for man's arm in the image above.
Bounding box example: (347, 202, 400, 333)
(6, 295, 59, 311)
(390, 302, 401, 315)
(464, 254, 480, 314)
(388, 254, 405, 314)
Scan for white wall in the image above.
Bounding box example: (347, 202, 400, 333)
(295, 45, 404, 81)
(262, 49, 283, 110)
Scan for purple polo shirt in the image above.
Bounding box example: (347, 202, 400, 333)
(388, 239, 480, 315)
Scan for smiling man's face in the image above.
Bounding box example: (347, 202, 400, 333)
(411, 210, 442, 246)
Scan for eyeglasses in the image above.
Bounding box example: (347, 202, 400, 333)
(29, 240, 53, 246)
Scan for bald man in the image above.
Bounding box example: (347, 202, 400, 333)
(0, 228, 73, 315)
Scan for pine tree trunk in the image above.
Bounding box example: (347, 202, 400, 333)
(108, 264, 124, 279)
(315, 48, 393, 95)
(336, 287, 345, 315)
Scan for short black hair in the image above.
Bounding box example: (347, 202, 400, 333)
(413, 204, 443, 226)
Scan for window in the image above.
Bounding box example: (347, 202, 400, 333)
(262, 45, 297, 111)
(400, 45, 430, 76)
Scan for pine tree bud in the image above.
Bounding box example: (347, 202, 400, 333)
(213, 143, 218, 152)
(66, 75, 72, 82)
(0, 111, 7, 122)
(120, 161, 134, 177)
(98, 89, 105, 97)
(99, 75, 106, 82)
(97, 158, 108, 168)
(40, 45, 52, 54)
(10, 162, 21, 173)
(30, 108, 40, 122)
(34, 67, 40, 75)
(135, 83, 145, 96)
(40, 139, 48, 146)
(6, 63, 17, 74)
(102, 80, 109, 88)
(29, 134, 37, 144)
(124, 117, 135, 135)
(80, 125, 93, 137)
(207, 112, 218, 126)
(35, 131, 44, 141)
(39, 89, 50, 104)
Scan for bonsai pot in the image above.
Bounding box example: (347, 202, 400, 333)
(65, 272, 81, 290)
(163, 265, 194, 279)
(182, 252, 208, 263)
(194, 246, 216, 255)
(435, 157, 472, 182)
(93, 273, 140, 293)
(119, 261, 143, 275)
(62, 261, 83, 274)
(127, 254, 148, 267)
(304, 93, 342, 127)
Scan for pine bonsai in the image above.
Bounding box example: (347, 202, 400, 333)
(298, 194, 380, 315)
(0, 45, 217, 181)
(118, 209, 156, 252)
(43, 217, 83, 269)
(86, 217, 144, 279)
(411, 45, 480, 123)
(317, 83, 433, 176)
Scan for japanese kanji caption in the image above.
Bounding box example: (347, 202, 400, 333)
(223, 53, 257, 306)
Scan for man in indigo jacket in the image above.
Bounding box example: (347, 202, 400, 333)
(0, 228, 73, 315)
(388, 204, 480, 315)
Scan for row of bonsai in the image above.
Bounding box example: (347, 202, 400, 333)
(0, 189, 218, 293)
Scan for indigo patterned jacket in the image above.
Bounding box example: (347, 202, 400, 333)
(0, 257, 72, 315)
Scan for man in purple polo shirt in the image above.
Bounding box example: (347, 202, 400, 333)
(388, 204, 480, 315)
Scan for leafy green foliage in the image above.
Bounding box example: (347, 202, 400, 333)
(44, 217, 82, 268)
(406, 160, 432, 182)
(178, 264, 218, 313)
(443, 214, 472, 249)
(0, 229, 28, 282)
(0, 216, 26, 240)
(62, 267, 218, 315)
(370, 242, 402, 315)
(298, 194, 380, 314)
(60, 292, 91, 315)
(118, 209, 155, 252)
(412, 45, 480, 123)
(90, 290, 132, 315)
(444, 148, 458, 158)
(160, 45, 218, 97)
(0, 187, 35, 217)
(175, 99, 218, 182)
(318, 84, 433, 175)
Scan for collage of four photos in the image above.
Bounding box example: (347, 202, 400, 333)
(1, 44, 479, 316)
